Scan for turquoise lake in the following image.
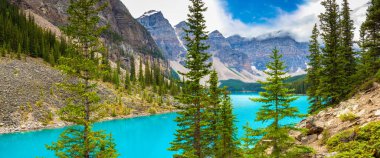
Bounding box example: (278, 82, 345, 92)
(0, 93, 309, 158)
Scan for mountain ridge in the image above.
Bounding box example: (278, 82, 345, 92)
(138, 13, 309, 83)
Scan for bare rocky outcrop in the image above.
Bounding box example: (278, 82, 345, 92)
(292, 82, 380, 157)
(137, 10, 186, 60)
(0, 57, 176, 134)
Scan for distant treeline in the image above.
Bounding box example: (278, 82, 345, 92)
(0, 0, 68, 64)
(220, 74, 309, 94)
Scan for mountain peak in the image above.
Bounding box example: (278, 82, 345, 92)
(139, 10, 162, 19)
(175, 21, 187, 29)
(256, 30, 293, 40)
(209, 30, 224, 38)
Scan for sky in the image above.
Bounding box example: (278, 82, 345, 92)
(122, 0, 369, 42)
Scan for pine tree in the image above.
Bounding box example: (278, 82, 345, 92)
(307, 24, 323, 113)
(217, 89, 240, 158)
(169, 0, 212, 157)
(318, 0, 343, 105)
(16, 43, 21, 60)
(0, 44, 4, 57)
(46, 0, 118, 157)
(49, 49, 55, 66)
(250, 48, 310, 157)
(138, 57, 145, 89)
(357, 0, 380, 80)
(241, 123, 261, 157)
(144, 59, 152, 86)
(339, 0, 356, 95)
(205, 70, 222, 156)
(125, 70, 130, 91)
(130, 55, 136, 82)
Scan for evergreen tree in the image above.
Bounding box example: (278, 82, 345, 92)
(205, 70, 222, 156)
(46, 0, 118, 157)
(217, 89, 240, 158)
(357, 0, 380, 80)
(318, 0, 343, 105)
(250, 48, 310, 157)
(138, 57, 144, 84)
(241, 123, 261, 157)
(130, 55, 136, 82)
(339, 0, 356, 95)
(144, 59, 152, 86)
(307, 24, 323, 113)
(169, 0, 212, 157)
(17, 43, 21, 60)
(125, 70, 130, 90)
(0, 44, 5, 57)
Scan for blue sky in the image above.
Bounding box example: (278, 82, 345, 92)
(123, 0, 368, 41)
(225, 0, 305, 24)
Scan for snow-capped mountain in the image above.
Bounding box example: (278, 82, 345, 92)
(137, 11, 310, 82)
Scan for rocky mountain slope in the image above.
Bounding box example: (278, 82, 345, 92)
(10, 0, 162, 62)
(292, 82, 380, 157)
(137, 10, 186, 60)
(137, 11, 309, 82)
(0, 57, 176, 134)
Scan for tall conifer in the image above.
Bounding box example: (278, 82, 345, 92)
(169, 0, 212, 157)
(307, 24, 323, 113)
(340, 0, 356, 95)
(357, 0, 380, 80)
(46, 0, 118, 157)
(130, 55, 136, 82)
(217, 89, 240, 158)
(318, 0, 343, 104)
(251, 48, 310, 157)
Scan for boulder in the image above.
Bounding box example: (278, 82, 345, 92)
(301, 134, 318, 144)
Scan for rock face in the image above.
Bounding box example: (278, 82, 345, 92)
(137, 10, 186, 60)
(11, 0, 162, 59)
(137, 11, 310, 82)
(226, 35, 309, 72)
(293, 82, 380, 155)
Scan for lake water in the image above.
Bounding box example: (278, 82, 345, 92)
(0, 93, 309, 158)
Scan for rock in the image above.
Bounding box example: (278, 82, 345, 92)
(352, 104, 359, 111)
(357, 109, 366, 116)
(325, 152, 338, 157)
(289, 130, 303, 141)
(306, 120, 324, 135)
(317, 134, 323, 140)
(137, 10, 186, 60)
(374, 110, 380, 116)
(301, 134, 318, 144)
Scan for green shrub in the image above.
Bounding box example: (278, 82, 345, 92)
(339, 112, 358, 122)
(40, 111, 54, 126)
(320, 129, 330, 145)
(327, 121, 380, 157)
(148, 107, 157, 114)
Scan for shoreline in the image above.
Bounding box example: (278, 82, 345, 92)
(0, 110, 178, 135)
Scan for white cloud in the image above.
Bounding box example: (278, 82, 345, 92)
(122, 0, 369, 42)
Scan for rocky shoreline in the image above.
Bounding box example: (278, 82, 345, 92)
(0, 110, 178, 134)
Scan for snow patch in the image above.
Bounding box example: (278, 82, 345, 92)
(138, 10, 161, 18)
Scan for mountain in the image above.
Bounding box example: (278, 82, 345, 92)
(138, 12, 310, 83)
(137, 10, 186, 60)
(10, 0, 163, 61)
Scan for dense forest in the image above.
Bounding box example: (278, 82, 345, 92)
(220, 75, 309, 94)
